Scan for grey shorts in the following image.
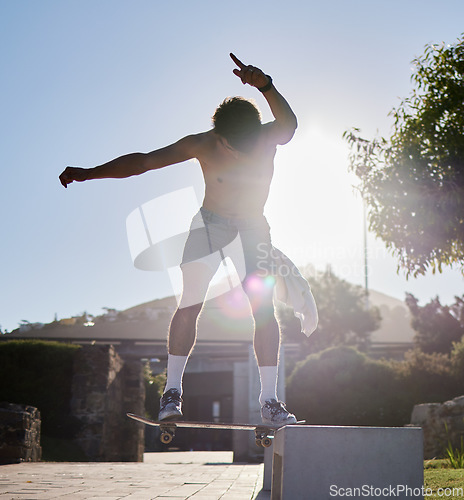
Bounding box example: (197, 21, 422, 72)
(181, 207, 274, 282)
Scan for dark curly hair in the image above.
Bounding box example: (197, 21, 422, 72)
(212, 97, 262, 153)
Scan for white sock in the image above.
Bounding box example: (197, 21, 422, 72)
(164, 354, 188, 395)
(258, 365, 278, 406)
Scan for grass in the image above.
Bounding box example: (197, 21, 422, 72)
(446, 435, 464, 469)
(424, 460, 464, 499)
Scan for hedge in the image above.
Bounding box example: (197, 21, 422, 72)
(0, 340, 81, 438)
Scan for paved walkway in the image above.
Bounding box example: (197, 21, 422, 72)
(0, 452, 270, 500)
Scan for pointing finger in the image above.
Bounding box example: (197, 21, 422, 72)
(230, 53, 245, 69)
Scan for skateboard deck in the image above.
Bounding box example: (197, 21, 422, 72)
(126, 412, 305, 447)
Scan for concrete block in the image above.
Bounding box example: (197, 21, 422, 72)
(271, 425, 424, 500)
(263, 445, 273, 491)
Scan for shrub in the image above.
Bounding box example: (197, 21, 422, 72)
(287, 346, 406, 426)
(451, 336, 464, 393)
(287, 343, 464, 429)
(144, 362, 166, 420)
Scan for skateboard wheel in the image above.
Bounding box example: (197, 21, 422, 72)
(161, 432, 173, 444)
(255, 438, 262, 447)
(262, 437, 273, 448)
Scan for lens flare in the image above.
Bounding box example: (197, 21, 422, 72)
(264, 275, 276, 288)
(201, 274, 277, 334)
(212, 286, 251, 320)
(201, 286, 253, 335)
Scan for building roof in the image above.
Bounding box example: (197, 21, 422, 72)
(3, 288, 255, 344)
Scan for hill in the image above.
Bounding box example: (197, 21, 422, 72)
(368, 290, 415, 343)
(121, 288, 416, 344)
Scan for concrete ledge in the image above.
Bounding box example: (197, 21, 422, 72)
(271, 425, 424, 500)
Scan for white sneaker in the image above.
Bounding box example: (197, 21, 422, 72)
(260, 399, 297, 426)
(158, 388, 183, 421)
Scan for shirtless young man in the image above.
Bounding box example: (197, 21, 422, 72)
(59, 53, 298, 425)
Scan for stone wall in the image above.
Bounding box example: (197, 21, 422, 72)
(0, 403, 41, 464)
(410, 395, 464, 459)
(70, 345, 145, 461)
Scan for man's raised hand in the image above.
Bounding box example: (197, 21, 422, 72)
(230, 53, 270, 89)
(59, 166, 88, 188)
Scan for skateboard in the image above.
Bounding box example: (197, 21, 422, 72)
(127, 413, 305, 448)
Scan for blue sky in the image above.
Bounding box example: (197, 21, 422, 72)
(1, 0, 463, 332)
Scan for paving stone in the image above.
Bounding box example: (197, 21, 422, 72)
(0, 452, 269, 500)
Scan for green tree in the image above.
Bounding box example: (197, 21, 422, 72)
(405, 293, 464, 354)
(391, 348, 458, 404)
(309, 268, 380, 351)
(344, 34, 464, 277)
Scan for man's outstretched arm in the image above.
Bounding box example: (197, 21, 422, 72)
(59, 134, 203, 188)
(230, 53, 297, 145)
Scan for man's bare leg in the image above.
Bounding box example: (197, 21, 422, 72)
(243, 275, 297, 424)
(244, 279, 280, 401)
(252, 303, 280, 366)
(167, 261, 215, 380)
(253, 304, 281, 407)
(162, 303, 203, 407)
(168, 302, 203, 357)
(159, 262, 216, 421)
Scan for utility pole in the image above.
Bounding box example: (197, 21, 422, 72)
(363, 199, 369, 309)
